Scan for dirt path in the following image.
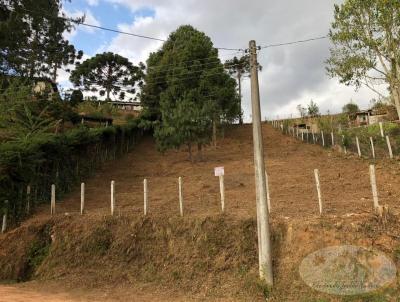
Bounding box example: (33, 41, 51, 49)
(40, 123, 400, 220)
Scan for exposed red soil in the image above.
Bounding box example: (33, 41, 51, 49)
(37, 123, 400, 219)
(2, 123, 400, 301)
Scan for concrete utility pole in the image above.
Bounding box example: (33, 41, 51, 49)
(249, 40, 273, 286)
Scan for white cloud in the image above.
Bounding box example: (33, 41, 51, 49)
(63, 9, 102, 41)
(67, 0, 386, 119)
(86, 0, 99, 6)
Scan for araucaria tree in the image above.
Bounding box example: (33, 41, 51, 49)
(224, 55, 262, 124)
(141, 25, 240, 160)
(327, 0, 400, 119)
(0, 0, 82, 80)
(70, 52, 144, 101)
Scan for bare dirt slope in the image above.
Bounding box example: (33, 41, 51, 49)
(2, 123, 400, 301)
(41, 123, 400, 219)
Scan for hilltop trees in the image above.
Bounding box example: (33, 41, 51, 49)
(342, 102, 359, 114)
(327, 0, 400, 120)
(141, 25, 240, 160)
(70, 52, 145, 101)
(224, 55, 262, 124)
(0, 0, 82, 80)
(307, 100, 320, 117)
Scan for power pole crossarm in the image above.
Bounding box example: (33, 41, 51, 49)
(249, 40, 273, 286)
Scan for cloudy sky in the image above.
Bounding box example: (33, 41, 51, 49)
(61, 0, 388, 121)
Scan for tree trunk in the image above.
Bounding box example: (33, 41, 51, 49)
(52, 63, 58, 83)
(392, 88, 400, 121)
(212, 119, 217, 148)
(238, 71, 243, 125)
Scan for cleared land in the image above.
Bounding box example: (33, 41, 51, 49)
(1, 123, 400, 301)
(40, 123, 400, 218)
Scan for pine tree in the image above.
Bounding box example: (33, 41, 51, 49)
(143, 25, 240, 160)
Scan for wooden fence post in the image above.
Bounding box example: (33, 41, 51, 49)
(110, 180, 115, 216)
(26, 185, 31, 215)
(312, 130, 316, 144)
(1, 200, 8, 234)
(219, 175, 225, 213)
(144, 179, 148, 216)
(80, 183, 85, 215)
(370, 137, 376, 159)
(356, 137, 362, 157)
(301, 131, 304, 141)
(265, 171, 271, 213)
(331, 132, 335, 147)
(379, 122, 384, 137)
(314, 169, 323, 215)
(386, 136, 393, 159)
(178, 177, 183, 217)
(369, 165, 379, 210)
(51, 184, 56, 215)
(321, 131, 325, 147)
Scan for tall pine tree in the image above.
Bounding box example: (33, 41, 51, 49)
(142, 25, 240, 160)
(0, 0, 82, 81)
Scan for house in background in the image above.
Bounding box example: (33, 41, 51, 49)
(352, 105, 399, 126)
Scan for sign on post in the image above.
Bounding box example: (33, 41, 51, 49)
(214, 167, 225, 177)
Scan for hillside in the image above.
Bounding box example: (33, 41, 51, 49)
(1, 124, 400, 301)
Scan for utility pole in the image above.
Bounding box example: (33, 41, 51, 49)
(249, 40, 273, 286)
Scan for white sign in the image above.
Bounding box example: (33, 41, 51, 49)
(214, 167, 224, 177)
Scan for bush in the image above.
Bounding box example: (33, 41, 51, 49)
(0, 121, 143, 224)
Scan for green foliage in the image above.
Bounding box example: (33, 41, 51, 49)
(326, 0, 400, 118)
(68, 90, 84, 107)
(0, 0, 82, 80)
(77, 101, 120, 118)
(307, 100, 320, 117)
(343, 102, 360, 114)
(70, 52, 145, 101)
(0, 121, 143, 223)
(142, 25, 240, 157)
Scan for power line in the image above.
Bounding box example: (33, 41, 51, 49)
(7, 5, 243, 51)
(259, 35, 328, 49)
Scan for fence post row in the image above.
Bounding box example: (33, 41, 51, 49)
(144, 179, 148, 216)
(386, 136, 393, 159)
(51, 184, 56, 215)
(81, 183, 85, 215)
(110, 180, 115, 216)
(379, 122, 384, 137)
(314, 169, 323, 215)
(369, 165, 380, 211)
(219, 175, 225, 213)
(356, 137, 362, 157)
(1, 200, 8, 234)
(178, 177, 183, 217)
(265, 171, 271, 213)
(370, 137, 376, 159)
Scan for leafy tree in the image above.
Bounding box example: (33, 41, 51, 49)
(69, 89, 84, 106)
(70, 52, 145, 101)
(342, 102, 360, 114)
(326, 0, 400, 119)
(224, 55, 262, 124)
(307, 100, 320, 117)
(142, 25, 240, 160)
(0, 0, 82, 80)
